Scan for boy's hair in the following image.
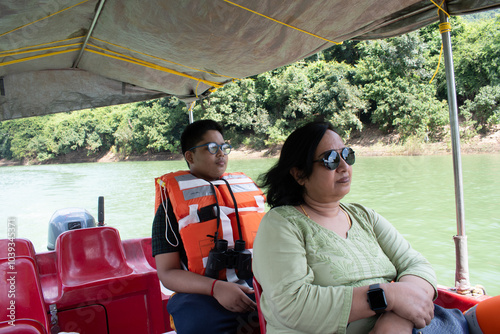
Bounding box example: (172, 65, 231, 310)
(181, 120, 224, 156)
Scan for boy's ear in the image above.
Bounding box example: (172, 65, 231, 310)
(184, 150, 194, 165)
(290, 167, 305, 186)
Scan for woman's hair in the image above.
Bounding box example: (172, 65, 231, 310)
(259, 121, 337, 208)
(181, 119, 224, 155)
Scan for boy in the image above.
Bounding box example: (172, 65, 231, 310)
(152, 120, 263, 333)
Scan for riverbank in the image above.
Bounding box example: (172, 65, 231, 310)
(1, 126, 499, 166)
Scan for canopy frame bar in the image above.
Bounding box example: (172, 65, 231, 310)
(73, 0, 107, 68)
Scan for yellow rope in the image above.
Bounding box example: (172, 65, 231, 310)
(439, 22, 451, 34)
(83, 48, 224, 88)
(0, 0, 234, 90)
(0, 0, 90, 39)
(429, 43, 443, 83)
(0, 42, 83, 58)
(188, 101, 196, 111)
(84, 43, 225, 88)
(90, 37, 238, 80)
(222, 0, 341, 45)
(428, 0, 452, 84)
(195, 81, 202, 98)
(0, 37, 85, 55)
(429, 0, 450, 18)
(0, 49, 80, 67)
(0, 40, 225, 89)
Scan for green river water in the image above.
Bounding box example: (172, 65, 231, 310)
(1, 154, 499, 295)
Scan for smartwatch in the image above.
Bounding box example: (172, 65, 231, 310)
(367, 283, 387, 314)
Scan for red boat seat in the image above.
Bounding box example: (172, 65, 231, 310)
(0, 238, 37, 259)
(0, 319, 47, 334)
(253, 277, 267, 334)
(140, 237, 156, 269)
(53, 227, 165, 333)
(0, 257, 50, 332)
(56, 226, 133, 286)
(121, 237, 174, 332)
(0, 319, 48, 334)
(122, 237, 157, 271)
(0, 238, 41, 290)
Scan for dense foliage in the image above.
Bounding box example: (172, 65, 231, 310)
(1, 14, 499, 162)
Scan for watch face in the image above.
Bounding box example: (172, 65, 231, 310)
(368, 288, 387, 311)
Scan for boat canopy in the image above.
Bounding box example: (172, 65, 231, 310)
(1, 0, 499, 121)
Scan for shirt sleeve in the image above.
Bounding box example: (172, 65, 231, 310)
(370, 207, 438, 298)
(151, 199, 185, 260)
(253, 208, 353, 334)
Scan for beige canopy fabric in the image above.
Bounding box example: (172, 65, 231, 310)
(1, 0, 499, 121)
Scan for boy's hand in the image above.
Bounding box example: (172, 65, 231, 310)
(213, 280, 257, 313)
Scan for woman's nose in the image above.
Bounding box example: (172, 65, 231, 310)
(336, 156, 349, 171)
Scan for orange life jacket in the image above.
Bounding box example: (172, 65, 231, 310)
(154, 171, 265, 279)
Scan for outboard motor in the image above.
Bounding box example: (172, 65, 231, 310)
(47, 208, 96, 250)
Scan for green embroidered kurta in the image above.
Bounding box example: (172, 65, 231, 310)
(253, 203, 437, 334)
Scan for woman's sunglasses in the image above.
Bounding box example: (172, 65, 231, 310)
(188, 142, 232, 155)
(313, 147, 355, 170)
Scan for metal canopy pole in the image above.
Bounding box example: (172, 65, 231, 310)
(73, 0, 107, 68)
(188, 101, 196, 123)
(438, 5, 470, 292)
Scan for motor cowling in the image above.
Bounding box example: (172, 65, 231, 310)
(47, 208, 95, 250)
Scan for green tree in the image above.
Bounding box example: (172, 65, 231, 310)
(1, 117, 46, 160)
(196, 78, 270, 148)
(453, 16, 500, 101)
(305, 40, 361, 65)
(356, 32, 449, 141)
(0, 122, 13, 159)
(460, 85, 500, 134)
(260, 61, 365, 143)
(117, 97, 188, 154)
(44, 109, 116, 157)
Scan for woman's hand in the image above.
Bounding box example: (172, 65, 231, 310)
(369, 311, 413, 334)
(385, 281, 434, 328)
(213, 280, 257, 313)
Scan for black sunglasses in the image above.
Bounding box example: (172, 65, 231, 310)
(313, 147, 355, 170)
(188, 142, 232, 155)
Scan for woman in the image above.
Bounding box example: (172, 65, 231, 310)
(253, 122, 468, 334)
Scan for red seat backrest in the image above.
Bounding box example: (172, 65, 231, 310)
(0, 238, 36, 259)
(253, 277, 266, 334)
(56, 227, 133, 286)
(0, 257, 49, 332)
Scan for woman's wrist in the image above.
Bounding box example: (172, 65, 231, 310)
(379, 282, 394, 312)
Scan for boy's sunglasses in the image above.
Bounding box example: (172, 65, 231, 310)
(188, 142, 232, 155)
(313, 147, 355, 170)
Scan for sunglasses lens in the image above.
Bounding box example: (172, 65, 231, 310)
(342, 148, 356, 165)
(324, 150, 340, 170)
(221, 143, 231, 155)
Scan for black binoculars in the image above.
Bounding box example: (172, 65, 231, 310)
(205, 239, 252, 280)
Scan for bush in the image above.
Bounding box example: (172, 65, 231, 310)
(460, 85, 500, 133)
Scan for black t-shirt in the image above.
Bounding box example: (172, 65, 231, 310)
(151, 199, 188, 267)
